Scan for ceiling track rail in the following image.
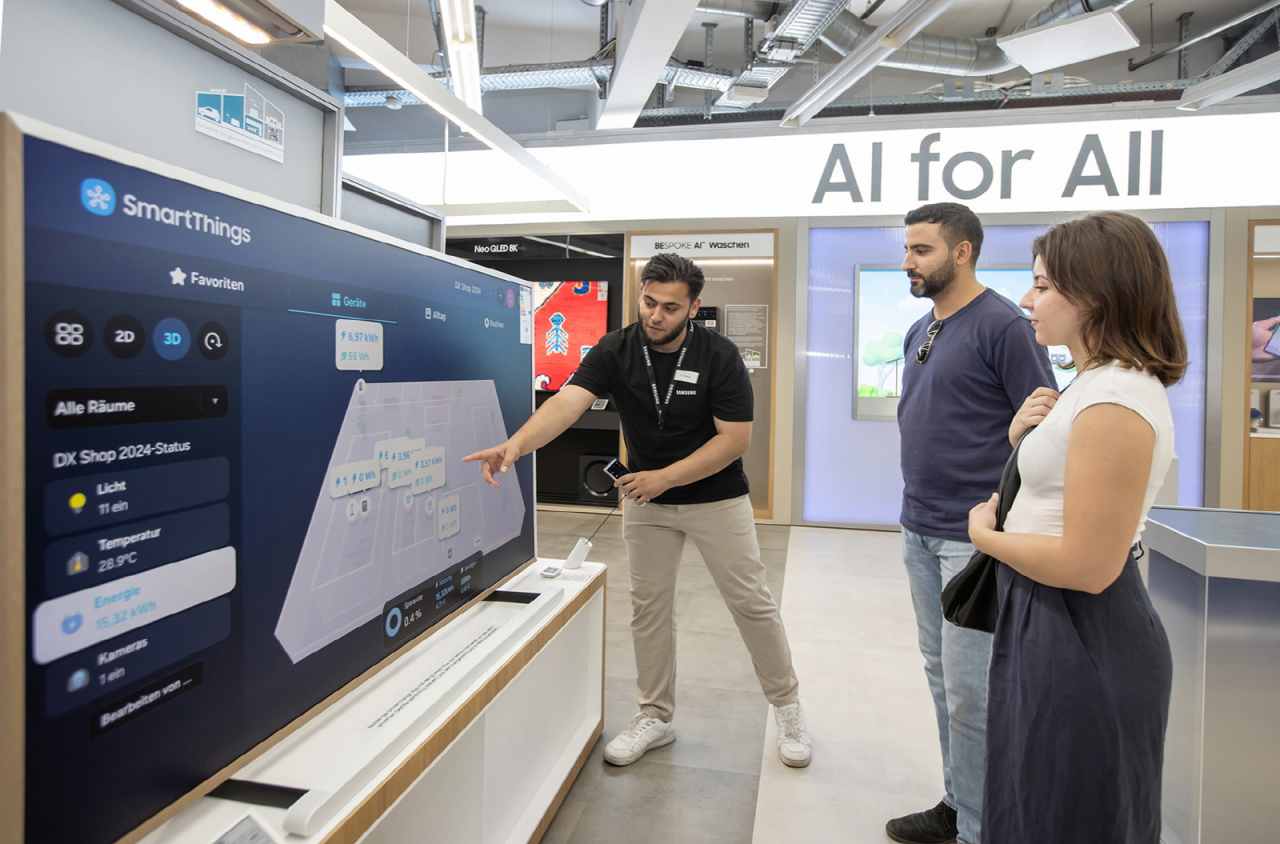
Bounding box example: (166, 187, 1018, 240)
(634, 78, 1197, 126)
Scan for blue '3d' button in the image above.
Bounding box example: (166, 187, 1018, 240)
(153, 317, 191, 361)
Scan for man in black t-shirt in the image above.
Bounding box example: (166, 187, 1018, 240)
(464, 253, 809, 769)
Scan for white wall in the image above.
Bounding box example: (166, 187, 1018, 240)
(0, 0, 334, 212)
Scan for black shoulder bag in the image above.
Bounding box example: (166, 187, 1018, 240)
(940, 427, 1034, 634)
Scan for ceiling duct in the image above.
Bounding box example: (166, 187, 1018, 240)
(341, 0, 1147, 120)
(821, 13, 1015, 76)
(342, 57, 733, 107)
(714, 0, 1137, 109)
(1015, 0, 1134, 33)
(696, 0, 775, 20)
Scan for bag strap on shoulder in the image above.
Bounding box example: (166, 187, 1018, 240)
(994, 426, 1035, 530)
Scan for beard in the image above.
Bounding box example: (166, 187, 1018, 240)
(908, 262, 956, 299)
(644, 320, 687, 348)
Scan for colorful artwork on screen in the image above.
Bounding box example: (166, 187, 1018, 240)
(533, 281, 609, 390)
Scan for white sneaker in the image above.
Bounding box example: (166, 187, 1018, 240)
(775, 701, 811, 767)
(603, 712, 675, 766)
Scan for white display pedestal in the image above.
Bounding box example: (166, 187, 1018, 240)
(140, 562, 605, 844)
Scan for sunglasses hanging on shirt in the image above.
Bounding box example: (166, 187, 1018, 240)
(917, 319, 943, 364)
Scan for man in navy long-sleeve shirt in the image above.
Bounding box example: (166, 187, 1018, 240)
(888, 204, 1055, 844)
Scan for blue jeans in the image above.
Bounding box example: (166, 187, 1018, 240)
(902, 529, 993, 844)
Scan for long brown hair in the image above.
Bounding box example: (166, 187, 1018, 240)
(1032, 212, 1188, 386)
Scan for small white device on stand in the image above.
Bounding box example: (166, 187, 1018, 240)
(564, 537, 592, 569)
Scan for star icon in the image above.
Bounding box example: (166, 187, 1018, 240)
(170, 267, 187, 286)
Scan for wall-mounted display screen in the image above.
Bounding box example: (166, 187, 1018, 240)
(532, 281, 608, 391)
(853, 266, 1073, 420)
(1251, 297, 1280, 382)
(11, 126, 536, 844)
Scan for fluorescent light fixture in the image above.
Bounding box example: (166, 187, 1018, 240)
(780, 0, 956, 129)
(439, 0, 484, 113)
(175, 0, 272, 44)
(323, 0, 588, 213)
(1178, 50, 1280, 111)
(996, 9, 1139, 74)
(324, 13, 477, 135)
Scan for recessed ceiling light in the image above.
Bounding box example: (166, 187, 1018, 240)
(174, 0, 273, 45)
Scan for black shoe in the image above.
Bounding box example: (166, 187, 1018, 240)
(885, 800, 958, 844)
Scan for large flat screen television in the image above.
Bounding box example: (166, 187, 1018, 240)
(0, 115, 537, 844)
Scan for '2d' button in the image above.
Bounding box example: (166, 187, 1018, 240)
(104, 315, 145, 359)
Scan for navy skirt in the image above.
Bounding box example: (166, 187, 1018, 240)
(983, 555, 1172, 844)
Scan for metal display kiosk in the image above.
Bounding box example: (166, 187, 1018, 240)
(1146, 507, 1280, 844)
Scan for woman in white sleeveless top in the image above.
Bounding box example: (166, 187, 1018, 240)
(967, 212, 1187, 844)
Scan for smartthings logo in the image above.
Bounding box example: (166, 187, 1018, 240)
(80, 179, 116, 216)
(79, 176, 252, 246)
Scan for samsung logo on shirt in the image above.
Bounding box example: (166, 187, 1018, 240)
(675, 389, 697, 396)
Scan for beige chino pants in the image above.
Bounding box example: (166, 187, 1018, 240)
(622, 494, 799, 722)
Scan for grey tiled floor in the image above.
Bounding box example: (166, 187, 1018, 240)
(536, 508, 791, 844)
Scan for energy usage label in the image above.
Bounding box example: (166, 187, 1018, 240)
(335, 319, 384, 371)
(381, 552, 483, 650)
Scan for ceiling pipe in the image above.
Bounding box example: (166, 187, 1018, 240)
(342, 56, 733, 106)
(820, 11, 1016, 76)
(1014, 0, 1134, 33)
(695, 0, 775, 20)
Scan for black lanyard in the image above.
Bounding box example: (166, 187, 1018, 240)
(640, 321, 694, 431)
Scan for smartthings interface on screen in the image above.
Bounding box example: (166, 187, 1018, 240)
(21, 136, 536, 844)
